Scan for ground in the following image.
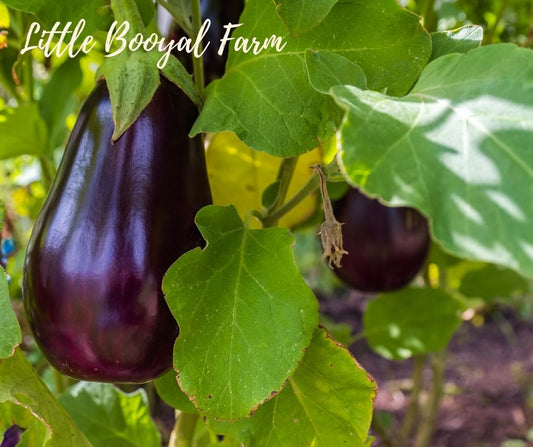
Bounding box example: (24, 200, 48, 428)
(322, 290, 533, 447)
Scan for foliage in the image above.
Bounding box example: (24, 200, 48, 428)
(0, 0, 532, 446)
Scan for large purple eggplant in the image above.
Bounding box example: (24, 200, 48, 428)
(333, 188, 430, 293)
(23, 77, 212, 383)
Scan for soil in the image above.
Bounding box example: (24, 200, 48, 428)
(321, 290, 533, 447)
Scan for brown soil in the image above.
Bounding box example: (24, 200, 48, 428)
(321, 290, 533, 447)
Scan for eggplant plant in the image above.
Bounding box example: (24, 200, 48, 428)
(0, 0, 532, 447)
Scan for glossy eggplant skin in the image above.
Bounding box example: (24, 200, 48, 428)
(333, 189, 430, 293)
(23, 78, 212, 383)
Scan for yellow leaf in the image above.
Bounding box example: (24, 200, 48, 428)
(206, 132, 321, 228)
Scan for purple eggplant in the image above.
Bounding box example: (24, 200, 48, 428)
(23, 77, 212, 383)
(333, 188, 430, 292)
(1, 425, 24, 447)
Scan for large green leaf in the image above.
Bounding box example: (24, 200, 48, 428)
(0, 269, 20, 359)
(209, 328, 376, 447)
(363, 288, 465, 360)
(0, 349, 92, 447)
(332, 44, 533, 278)
(0, 102, 47, 160)
(59, 382, 161, 447)
(163, 205, 319, 420)
(273, 0, 339, 36)
(192, 0, 430, 157)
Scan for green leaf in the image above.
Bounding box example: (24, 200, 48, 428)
(163, 205, 319, 420)
(154, 370, 197, 413)
(273, 0, 338, 36)
(209, 328, 376, 447)
(305, 50, 367, 95)
(192, 0, 430, 157)
(431, 25, 483, 60)
(0, 349, 92, 447)
(2, 0, 111, 36)
(0, 103, 47, 160)
(39, 58, 83, 153)
(99, 0, 199, 139)
(363, 288, 464, 360)
(160, 54, 202, 109)
(332, 44, 533, 278)
(100, 51, 160, 141)
(59, 382, 161, 447)
(459, 264, 530, 302)
(0, 269, 21, 359)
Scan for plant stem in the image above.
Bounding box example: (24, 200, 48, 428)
(485, 0, 511, 44)
(155, 0, 194, 36)
(263, 157, 298, 227)
(413, 350, 447, 447)
(260, 159, 341, 227)
(191, 0, 205, 97)
(169, 412, 199, 447)
(399, 355, 426, 446)
(421, 0, 437, 32)
(261, 174, 320, 228)
(371, 414, 396, 447)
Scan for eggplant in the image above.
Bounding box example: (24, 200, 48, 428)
(170, 0, 245, 81)
(1, 425, 24, 447)
(23, 77, 212, 383)
(333, 188, 430, 292)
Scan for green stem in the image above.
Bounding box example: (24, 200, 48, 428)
(399, 355, 426, 446)
(421, 0, 437, 32)
(191, 0, 205, 97)
(485, 0, 511, 44)
(371, 414, 396, 447)
(262, 174, 320, 228)
(155, 0, 194, 36)
(169, 412, 199, 447)
(413, 350, 447, 447)
(263, 157, 298, 227)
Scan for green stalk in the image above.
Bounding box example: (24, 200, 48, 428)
(191, 0, 205, 97)
(169, 412, 199, 447)
(421, 0, 437, 33)
(261, 174, 320, 228)
(413, 350, 447, 447)
(262, 157, 298, 228)
(399, 355, 426, 446)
